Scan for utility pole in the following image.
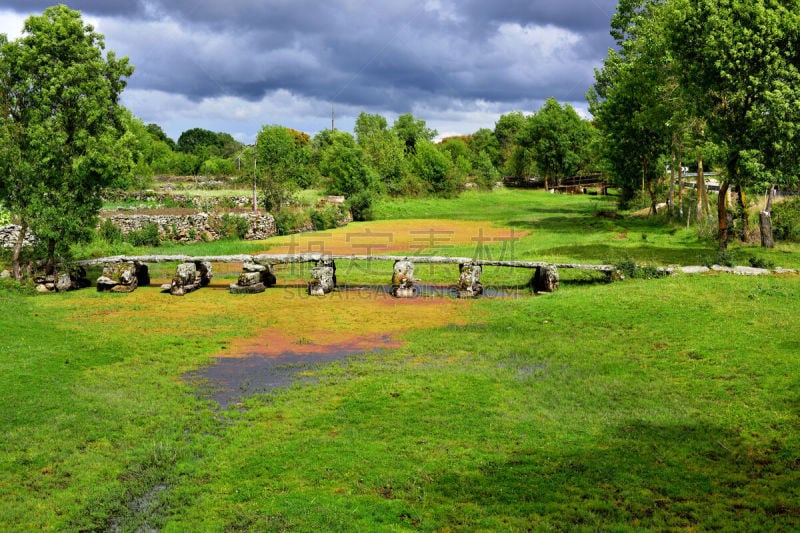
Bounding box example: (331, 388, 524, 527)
(252, 142, 258, 213)
(331, 104, 335, 131)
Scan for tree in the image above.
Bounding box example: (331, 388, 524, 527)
(588, 0, 675, 213)
(494, 111, 526, 173)
(520, 98, 592, 190)
(354, 112, 408, 195)
(354, 112, 388, 144)
(0, 6, 133, 277)
(255, 125, 308, 212)
(412, 140, 457, 197)
(146, 123, 176, 150)
(668, 0, 800, 248)
(319, 131, 376, 197)
(469, 128, 501, 169)
(392, 113, 436, 154)
(176, 127, 221, 155)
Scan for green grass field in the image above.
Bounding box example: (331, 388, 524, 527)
(2, 189, 799, 531)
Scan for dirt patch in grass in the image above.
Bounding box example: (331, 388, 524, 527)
(261, 219, 527, 256)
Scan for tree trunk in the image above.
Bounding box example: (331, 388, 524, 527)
(46, 238, 57, 275)
(696, 155, 709, 217)
(667, 150, 675, 218)
(737, 187, 749, 242)
(760, 185, 776, 248)
(252, 152, 258, 213)
(11, 221, 27, 281)
(718, 181, 730, 249)
(677, 156, 684, 218)
(648, 179, 658, 216)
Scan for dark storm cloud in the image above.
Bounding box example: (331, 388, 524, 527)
(0, 0, 145, 17)
(460, 0, 619, 31)
(2, 1, 619, 137)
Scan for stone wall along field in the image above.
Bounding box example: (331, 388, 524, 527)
(103, 212, 277, 242)
(0, 224, 37, 249)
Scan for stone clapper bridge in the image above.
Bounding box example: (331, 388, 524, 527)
(74, 253, 643, 298)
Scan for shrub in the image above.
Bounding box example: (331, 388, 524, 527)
(274, 210, 310, 236)
(98, 219, 123, 244)
(125, 223, 162, 247)
(772, 196, 800, 241)
(702, 249, 737, 268)
(310, 206, 340, 230)
(748, 256, 775, 269)
(347, 190, 375, 222)
(212, 214, 249, 240)
(615, 258, 668, 279)
(0, 277, 37, 296)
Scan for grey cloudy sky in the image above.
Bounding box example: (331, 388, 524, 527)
(0, 1, 618, 143)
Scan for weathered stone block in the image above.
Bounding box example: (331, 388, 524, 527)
(457, 263, 483, 298)
(196, 261, 213, 286)
(308, 264, 335, 296)
(229, 282, 266, 294)
(238, 272, 262, 286)
(175, 262, 197, 285)
(243, 262, 266, 272)
(391, 260, 417, 298)
(532, 265, 559, 293)
(97, 262, 138, 292)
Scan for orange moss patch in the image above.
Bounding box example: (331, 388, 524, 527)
(56, 284, 471, 360)
(223, 288, 470, 358)
(261, 219, 527, 256)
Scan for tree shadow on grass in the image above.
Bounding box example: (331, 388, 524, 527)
(423, 420, 800, 530)
(538, 243, 715, 265)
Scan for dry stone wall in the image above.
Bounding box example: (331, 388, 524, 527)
(101, 212, 276, 242)
(0, 224, 37, 249)
(103, 190, 253, 209)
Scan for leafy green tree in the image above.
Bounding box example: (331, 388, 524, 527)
(176, 128, 241, 175)
(472, 150, 501, 190)
(392, 113, 436, 154)
(469, 128, 501, 169)
(176, 127, 221, 155)
(668, 0, 800, 248)
(588, 0, 674, 213)
(319, 131, 376, 197)
(520, 98, 593, 190)
(0, 5, 133, 277)
(146, 123, 176, 150)
(353, 113, 408, 195)
(354, 112, 389, 144)
(256, 125, 309, 212)
(439, 137, 471, 165)
(494, 111, 526, 173)
(115, 112, 155, 190)
(412, 140, 457, 197)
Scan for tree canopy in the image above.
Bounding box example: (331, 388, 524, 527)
(591, 0, 800, 247)
(0, 5, 134, 276)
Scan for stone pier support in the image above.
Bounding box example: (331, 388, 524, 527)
(391, 260, 418, 298)
(531, 265, 559, 293)
(229, 262, 276, 294)
(308, 259, 336, 296)
(457, 262, 483, 298)
(165, 261, 213, 296)
(96, 262, 147, 293)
